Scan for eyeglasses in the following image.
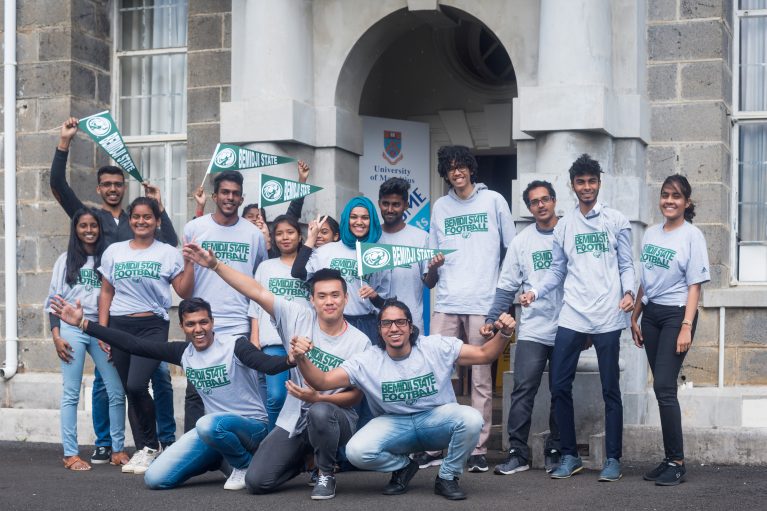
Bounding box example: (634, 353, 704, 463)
(447, 167, 469, 175)
(379, 319, 410, 329)
(529, 196, 553, 208)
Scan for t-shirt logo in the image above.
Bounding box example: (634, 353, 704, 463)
(268, 277, 308, 300)
(306, 347, 344, 372)
(575, 232, 609, 258)
(640, 244, 677, 270)
(114, 261, 162, 281)
(329, 258, 370, 283)
(78, 268, 102, 292)
(381, 372, 438, 405)
(185, 364, 231, 395)
(444, 213, 488, 239)
(201, 241, 250, 263)
(532, 250, 552, 271)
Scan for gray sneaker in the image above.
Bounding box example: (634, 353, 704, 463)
(598, 458, 622, 482)
(494, 450, 529, 475)
(311, 473, 336, 500)
(550, 454, 584, 479)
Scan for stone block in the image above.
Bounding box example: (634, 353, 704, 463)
(18, 340, 62, 373)
(71, 63, 96, 99)
(221, 86, 231, 103)
(734, 348, 767, 385)
(650, 102, 728, 143)
(189, 14, 223, 51)
(188, 87, 221, 123)
(189, 0, 232, 15)
(17, 0, 71, 27)
(692, 307, 720, 347)
(39, 28, 72, 62)
(679, 143, 730, 184)
(17, 61, 72, 98)
(18, 306, 46, 340)
(18, 203, 71, 237)
(72, 0, 99, 38)
(16, 99, 38, 133)
(17, 271, 53, 306)
(223, 12, 231, 49)
(72, 31, 110, 71)
(696, 224, 730, 267)
(96, 72, 111, 105)
(16, 238, 38, 271)
(688, 182, 729, 224)
(37, 235, 69, 269)
(706, 262, 729, 289)
(681, 60, 729, 100)
(17, 132, 59, 167)
(16, 169, 40, 202)
(680, 345, 719, 385)
(648, 0, 677, 21)
(724, 309, 767, 347)
(188, 50, 231, 88)
(647, 64, 677, 101)
(648, 20, 727, 61)
(17, 31, 40, 63)
(37, 96, 72, 132)
(646, 145, 677, 182)
(186, 123, 220, 160)
(681, 0, 726, 19)
(68, 167, 102, 204)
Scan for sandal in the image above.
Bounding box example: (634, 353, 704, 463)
(63, 455, 92, 471)
(110, 451, 130, 466)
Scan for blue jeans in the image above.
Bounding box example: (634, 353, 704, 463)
(59, 324, 125, 456)
(144, 413, 269, 490)
(550, 327, 623, 459)
(260, 345, 289, 431)
(91, 370, 111, 447)
(345, 403, 483, 480)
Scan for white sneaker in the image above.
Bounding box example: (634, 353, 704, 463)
(224, 468, 248, 490)
(121, 449, 146, 474)
(130, 447, 159, 475)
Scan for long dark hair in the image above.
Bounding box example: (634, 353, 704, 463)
(662, 174, 696, 222)
(270, 214, 303, 255)
(375, 299, 420, 350)
(65, 208, 104, 287)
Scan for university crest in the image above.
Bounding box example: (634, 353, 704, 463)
(382, 130, 403, 165)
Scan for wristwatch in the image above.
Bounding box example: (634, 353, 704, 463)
(624, 290, 635, 299)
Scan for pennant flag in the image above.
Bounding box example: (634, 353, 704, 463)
(207, 143, 296, 174)
(258, 172, 323, 207)
(355, 241, 456, 277)
(78, 111, 143, 182)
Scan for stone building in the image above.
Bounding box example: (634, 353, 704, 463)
(0, 0, 765, 461)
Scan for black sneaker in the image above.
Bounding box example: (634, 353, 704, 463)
(494, 450, 529, 475)
(311, 473, 336, 500)
(544, 449, 561, 474)
(643, 458, 671, 481)
(308, 467, 319, 487)
(466, 454, 488, 473)
(655, 461, 686, 486)
(412, 451, 443, 469)
(382, 459, 419, 495)
(91, 446, 112, 465)
(434, 476, 466, 500)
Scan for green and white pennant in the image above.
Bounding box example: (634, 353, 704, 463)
(78, 111, 143, 182)
(355, 241, 456, 277)
(258, 173, 323, 207)
(207, 143, 296, 173)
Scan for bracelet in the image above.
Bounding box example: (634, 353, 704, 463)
(210, 259, 220, 272)
(499, 329, 514, 339)
(78, 317, 87, 331)
(681, 319, 693, 327)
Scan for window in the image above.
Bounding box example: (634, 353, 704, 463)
(734, 0, 767, 281)
(114, 0, 188, 231)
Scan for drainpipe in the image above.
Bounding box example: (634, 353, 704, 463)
(718, 306, 725, 388)
(2, 0, 18, 380)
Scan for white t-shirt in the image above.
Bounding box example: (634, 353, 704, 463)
(639, 222, 710, 306)
(184, 215, 267, 335)
(341, 335, 463, 416)
(429, 184, 515, 315)
(99, 240, 184, 321)
(379, 225, 429, 332)
(247, 258, 310, 348)
(46, 254, 101, 322)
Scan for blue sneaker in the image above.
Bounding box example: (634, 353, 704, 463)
(598, 458, 622, 482)
(550, 454, 583, 479)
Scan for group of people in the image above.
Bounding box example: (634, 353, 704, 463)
(46, 116, 709, 500)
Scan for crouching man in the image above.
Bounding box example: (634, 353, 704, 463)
(291, 299, 515, 500)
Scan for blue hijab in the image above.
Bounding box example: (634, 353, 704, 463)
(339, 196, 382, 248)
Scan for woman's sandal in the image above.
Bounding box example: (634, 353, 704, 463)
(63, 455, 92, 471)
(110, 451, 130, 466)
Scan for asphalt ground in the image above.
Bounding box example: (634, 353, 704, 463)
(1, 441, 764, 511)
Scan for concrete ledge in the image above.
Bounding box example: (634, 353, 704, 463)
(702, 287, 767, 308)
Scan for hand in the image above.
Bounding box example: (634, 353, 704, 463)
(619, 293, 634, 313)
(182, 242, 219, 269)
(297, 160, 310, 183)
(519, 291, 535, 307)
(255, 219, 271, 249)
(290, 336, 313, 359)
(98, 340, 111, 357)
(359, 285, 378, 300)
(493, 312, 516, 337)
(142, 181, 164, 210)
(59, 117, 79, 150)
(194, 186, 207, 209)
(49, 296, 84, 327)
(479, 323, 495, 340)
(285, 380, 319, 403)
(306, 214, 328, 247)
(676, 326, 692, 354)
(631, 320, 643, 348)
(53, 334, 74, 363)
(427, 253, 445, 270)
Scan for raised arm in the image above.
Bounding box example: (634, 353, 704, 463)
(171, 257, 196, 299)
(50, 118, 87, 218)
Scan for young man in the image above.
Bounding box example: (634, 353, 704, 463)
(50, 117, 178, 464)
(424, 145, 515, 472)
(291, 300, 516, 500)
(377, 177, 429, 332)
(483, 180, 564, 476)
(49, 296, 294, 491)
(182, 171, 268, 430)
(183, 242, 370, 501)
(519, 154, 636, 482)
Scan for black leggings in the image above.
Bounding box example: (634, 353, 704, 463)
(641, 301, 698, 460)
(109, 314, 170, 450)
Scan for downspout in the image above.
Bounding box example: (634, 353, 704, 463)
(2, 0, 18, 379)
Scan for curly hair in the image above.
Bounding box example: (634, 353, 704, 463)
(568, 153, 603, 183)
(437, 145, 478, 187)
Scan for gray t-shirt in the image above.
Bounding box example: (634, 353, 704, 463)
(379, 225, 429, 332)
(184, 215, 267, 334)
(181, 334, 267, 421)
(639, 222, 710, 306)
(99, 240, 184, 321)
(248, 258, 310, 347)
(497, 224, 563, 345)
(429, 184, 515, 315)
(341, 335, 463, 416)
(46, 253, 102, 322)
(306, 241, 391, 316)
(272, 297, 371, 435)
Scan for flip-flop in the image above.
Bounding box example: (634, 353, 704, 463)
(63, 455, 92, 471)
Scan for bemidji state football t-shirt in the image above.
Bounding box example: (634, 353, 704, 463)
(46, 254, 102, 322)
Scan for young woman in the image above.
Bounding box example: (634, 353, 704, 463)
(46, 209, 128, 471)
(99, 197, 194, 475)
(292, 196, 389, 344)
(248, 215, 311, 429)
(631, 174, 710, 486)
